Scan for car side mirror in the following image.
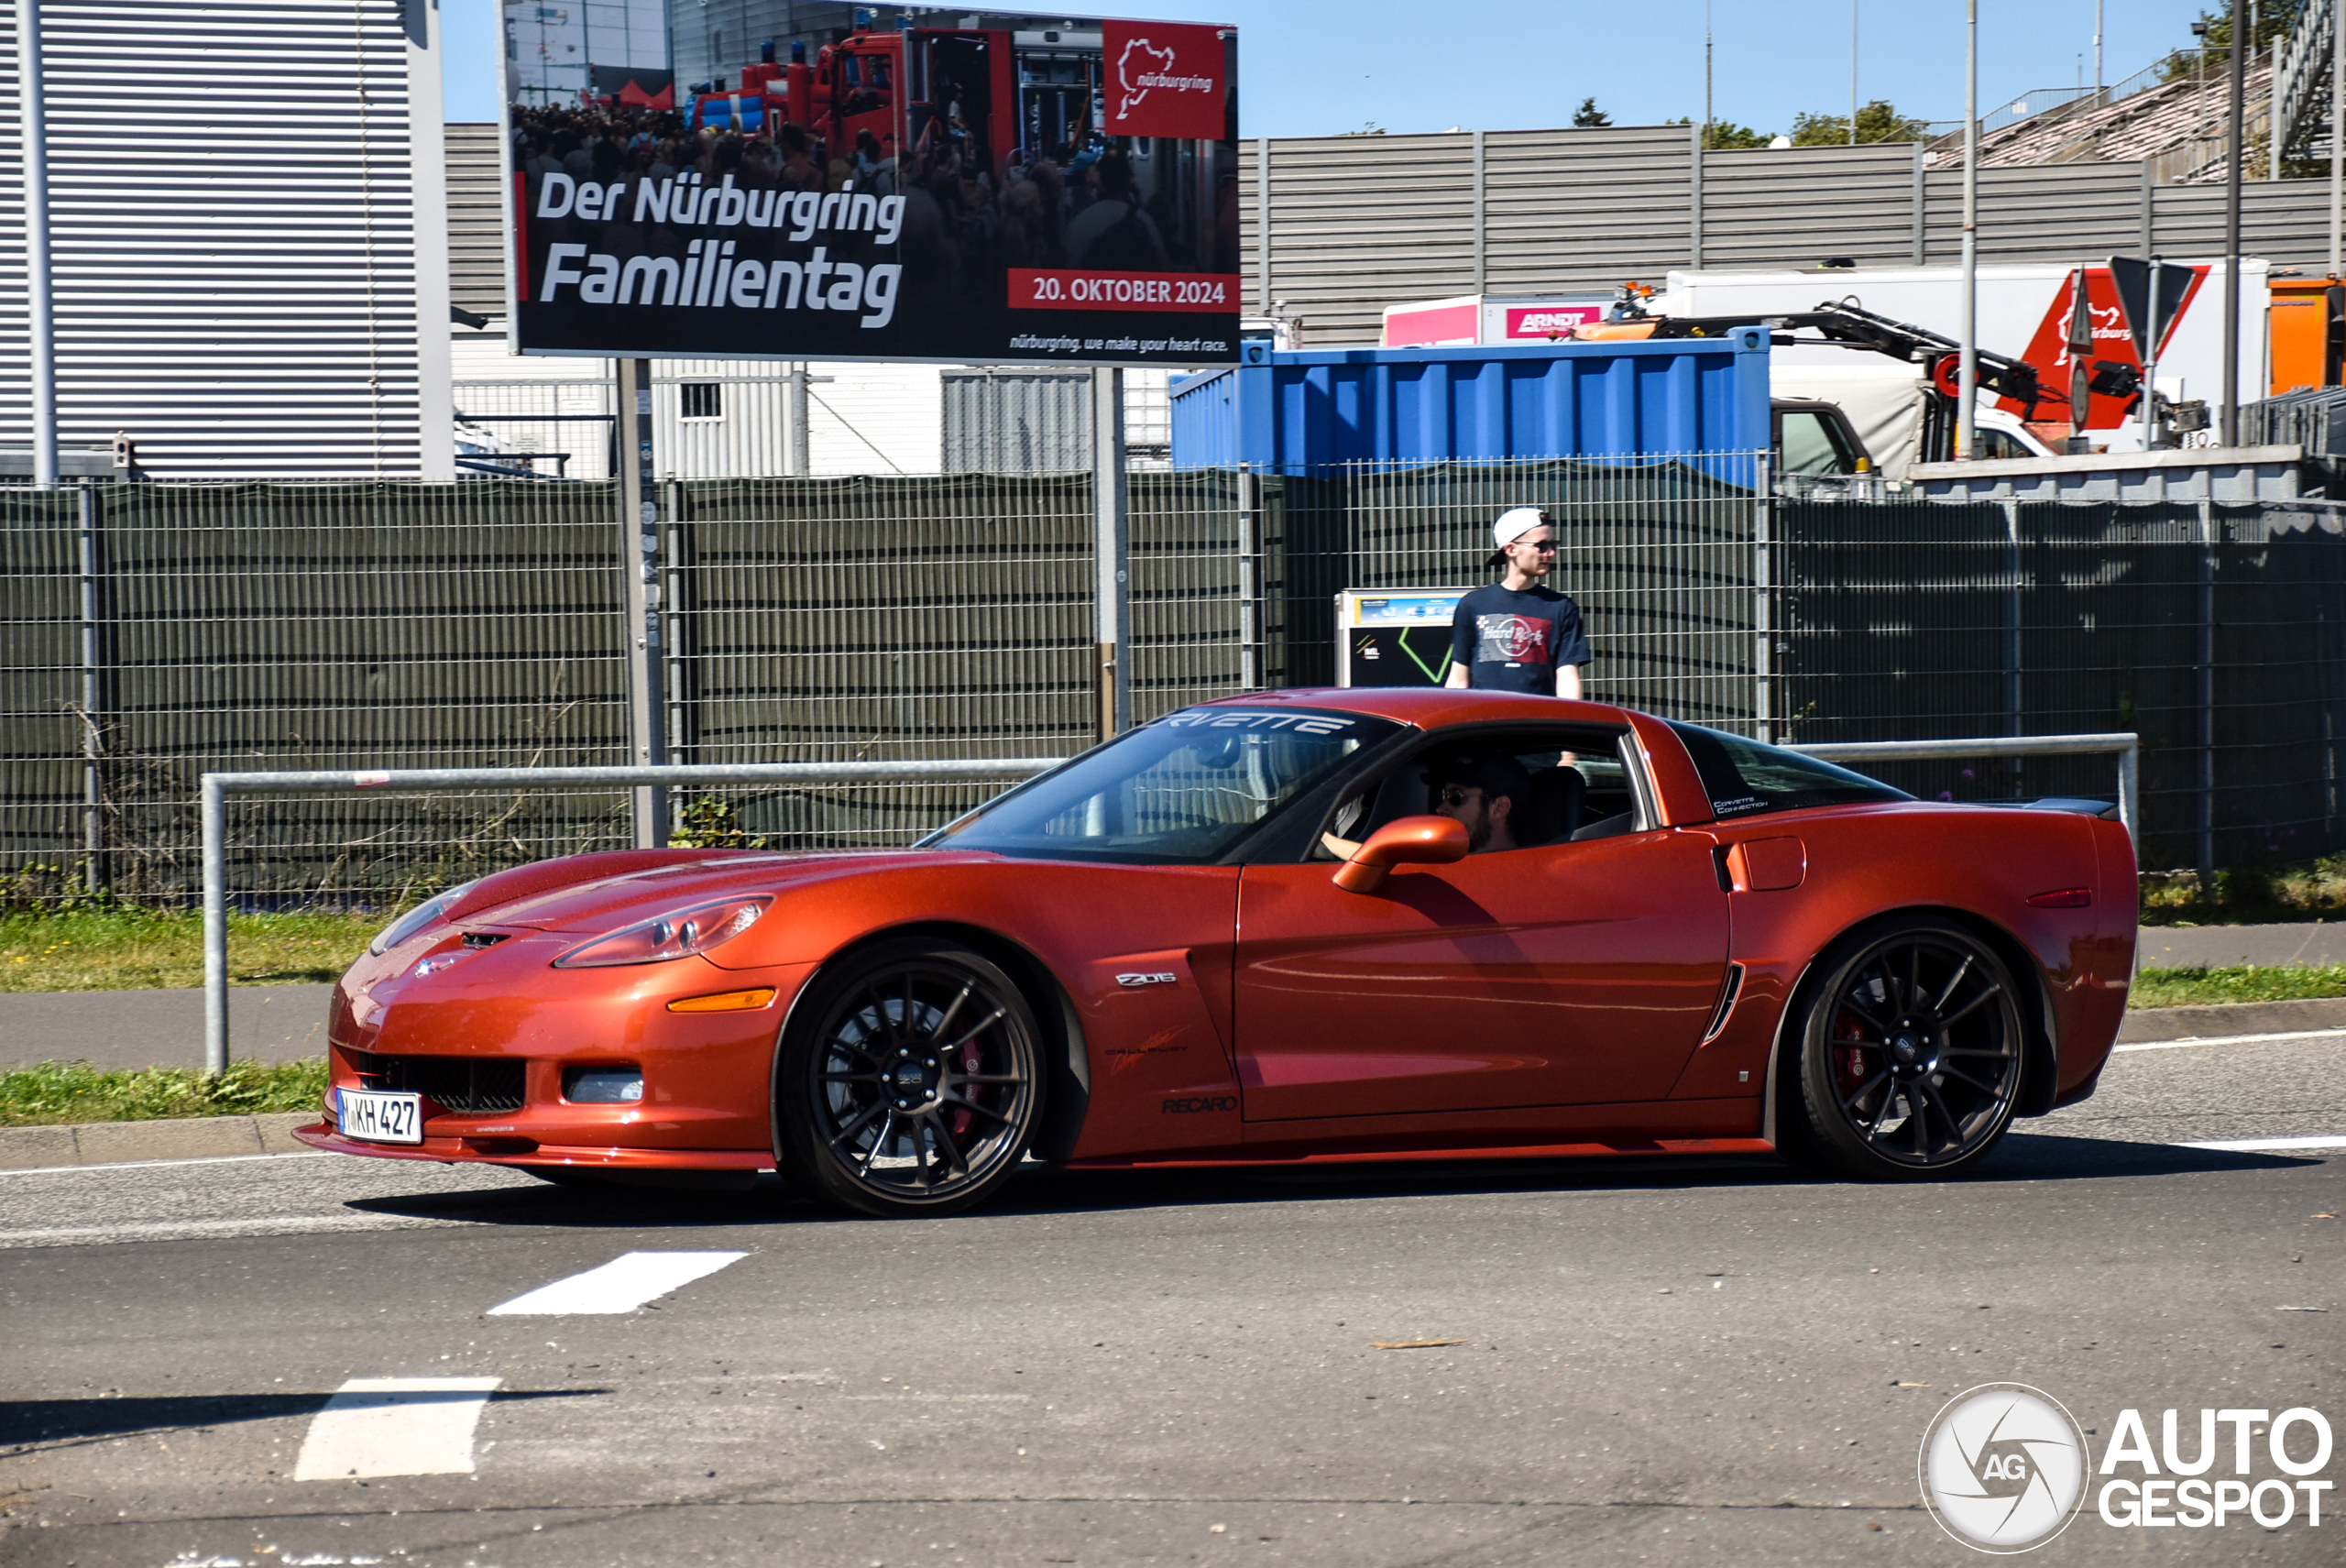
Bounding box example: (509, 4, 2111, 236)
(1333, 815, 1470, 894)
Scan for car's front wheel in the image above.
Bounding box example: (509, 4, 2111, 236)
(1787, 916, 2028, 1180)
(776, 938, 1044, 1217)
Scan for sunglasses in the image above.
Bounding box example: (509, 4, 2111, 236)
(1435, 784, 1482, 807)
(1513, 539, 1559, 553)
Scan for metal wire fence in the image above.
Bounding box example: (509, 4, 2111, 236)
(1774, 498, 2346, 872)
(5, 461, 2341, 905)
(1, 481, 634, 906)
(1271, 455, 1770, 728)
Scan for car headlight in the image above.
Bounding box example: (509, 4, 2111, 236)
(551, 896, 771, 969)
(367, 880, 480, 956)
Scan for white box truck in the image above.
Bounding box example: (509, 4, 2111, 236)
(1659, 261, 2266, 456)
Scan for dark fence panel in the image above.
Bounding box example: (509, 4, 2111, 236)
(2, 482, 632, 905)
(1775, 499, 2346, 869)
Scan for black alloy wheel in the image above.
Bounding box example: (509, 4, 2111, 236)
(1789, 917, 2028, 1180)
(777, 938, 1043, 1217)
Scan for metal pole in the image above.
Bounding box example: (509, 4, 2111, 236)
(2003, 499, 2023, 752)
(2095, 0, 2104, 95)
(2198, 497, 2217, 877)
(1255, 136, 1271, 313)
(1704, 0, 1713, 146)
(2144, 256, 2165, 450)
(2332, 0, 2342, 279)
(16, 0, 55, 484)
(2118, 739, 2139, 856)
(1959, 0, 1979, 460)
(616, 357, 668, 846)
(1753, 489, 1772, 743)
(1689, 122, 1705, 269)
(663, 477, 689, 770)
(1912, 140, 1925, 265)
(1850, 0, 1858, 146)
(202, 775, 228, 1076)
(1094, 367, 1130, 740)
(785, 363, 809, 476)
(2223, 0, 2246, 445)
(1238, 466, 1261, 691)
(77, 482, 101, 894)
(1471, 129, 1485, 295)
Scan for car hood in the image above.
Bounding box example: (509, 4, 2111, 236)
(452, 848, 989, 934)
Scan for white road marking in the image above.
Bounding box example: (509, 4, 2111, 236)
(0, 1212, 482, 1248)
(0, 1151, 332, 1179)
(2117, 1026, 2346, 1051)
(2176, 1135, 2346, 1153)
(485, 1250, 748, 1315)
(291, 1376, 500, 1480)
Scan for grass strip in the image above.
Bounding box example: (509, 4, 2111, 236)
(0, 908, 378, 993)
(0, 1058, 328, 1127)
(2131, 964, 2346, 1009)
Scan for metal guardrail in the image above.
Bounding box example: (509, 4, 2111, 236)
(199, 759, 1061, 1076)
(1792, 732, 2139, 850)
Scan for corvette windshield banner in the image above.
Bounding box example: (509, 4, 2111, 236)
(501, 5, 1240, 366)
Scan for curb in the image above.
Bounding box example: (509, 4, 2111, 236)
(0, 1112, 316, 1172)
(2116, 994, 2346, 1042)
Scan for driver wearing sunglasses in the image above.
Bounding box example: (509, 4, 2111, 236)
(1421, 750, 1533, 855)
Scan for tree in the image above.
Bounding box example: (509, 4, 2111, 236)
(1789, 99, 1928, 147)
(1669, 115, 1773, 150)
(2165, 3, 2302, 79)
(1573, 97, 1612, 128)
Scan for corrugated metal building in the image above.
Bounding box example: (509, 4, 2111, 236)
(1236, 128, 2346, 346)
(0, 0, 449, 477)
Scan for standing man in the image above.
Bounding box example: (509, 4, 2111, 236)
(1445, 507, 1591, 697)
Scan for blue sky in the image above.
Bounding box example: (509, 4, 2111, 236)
(442, 1, 2227, 139)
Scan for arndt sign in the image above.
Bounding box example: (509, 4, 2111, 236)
(504, 7, 1240, 367)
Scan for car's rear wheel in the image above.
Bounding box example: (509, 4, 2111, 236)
(776, 938, 1043, 1218)
(1787, 917, 2028, 1180)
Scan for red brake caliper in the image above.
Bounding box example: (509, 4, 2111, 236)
(1834, 1014, 1869, 1090)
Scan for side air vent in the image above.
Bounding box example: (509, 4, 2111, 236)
(1700, 963, 1746, 1044)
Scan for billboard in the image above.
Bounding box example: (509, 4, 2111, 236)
(502, 5, 1241, 367)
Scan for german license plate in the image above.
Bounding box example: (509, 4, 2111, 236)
(339, 1089, 423, 1145)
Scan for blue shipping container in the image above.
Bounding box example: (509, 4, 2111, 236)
(1168, 331, 1772, 473)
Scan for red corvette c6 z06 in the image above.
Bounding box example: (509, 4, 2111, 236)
(296, 689, 2135, 1216)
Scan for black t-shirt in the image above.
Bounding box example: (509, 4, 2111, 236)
(1449, 583, 1591, 694)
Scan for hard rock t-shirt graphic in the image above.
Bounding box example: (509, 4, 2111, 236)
(1477, 614, 1553, 665)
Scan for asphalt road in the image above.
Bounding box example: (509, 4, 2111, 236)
(2, 1035, 2341, 1568)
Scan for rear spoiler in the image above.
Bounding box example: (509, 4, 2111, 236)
(2008, 796, 2120, 820)
(1954, 796, 2119, 819)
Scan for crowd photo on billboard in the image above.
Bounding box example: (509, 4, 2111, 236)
(504, 5, 1241, 366)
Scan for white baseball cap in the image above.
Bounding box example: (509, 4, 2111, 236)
(1492, 507, 1550, 550)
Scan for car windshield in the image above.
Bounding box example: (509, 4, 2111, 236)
(1666, 721, 1910, 820)
(924, 707, 1401, 863)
